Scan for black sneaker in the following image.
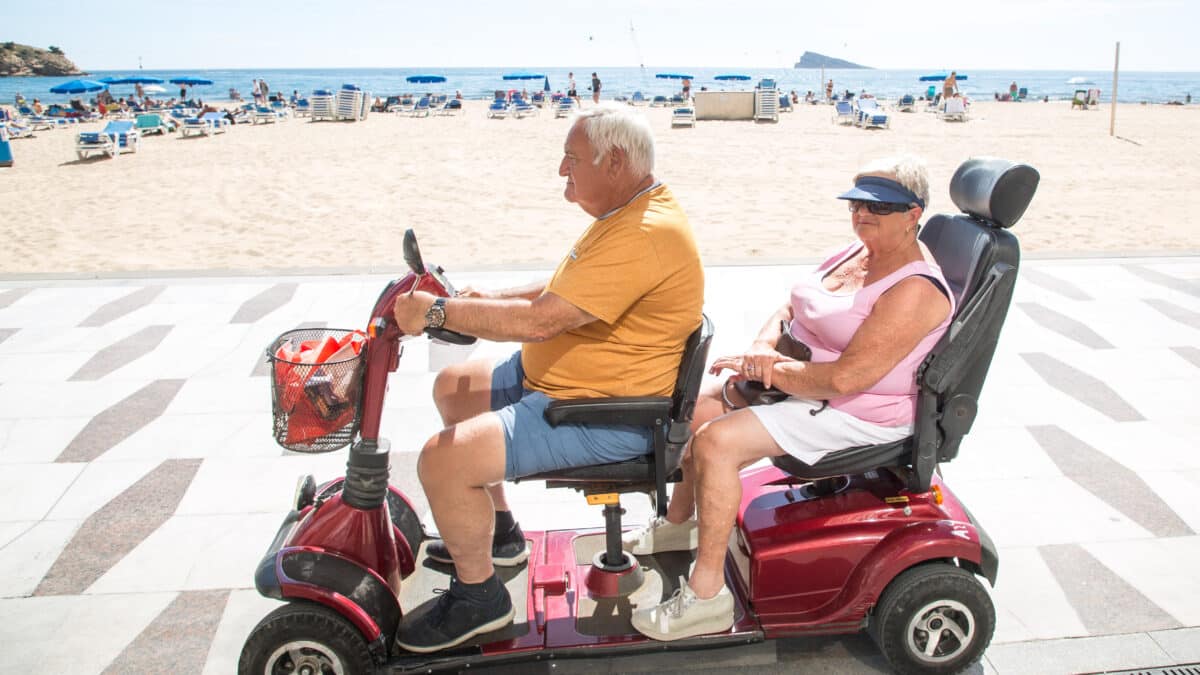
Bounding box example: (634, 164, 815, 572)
(425, 522, 530, 567)
(395, 575, 515, 653)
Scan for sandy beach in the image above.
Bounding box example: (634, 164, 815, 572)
(2, 100, 1198, 276)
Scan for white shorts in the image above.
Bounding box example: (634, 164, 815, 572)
(749, 397, 912, 466)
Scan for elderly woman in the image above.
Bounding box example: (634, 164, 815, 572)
(626, 155, 955, 641)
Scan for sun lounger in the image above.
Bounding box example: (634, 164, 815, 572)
(941, 97, 968, 122)
(651, 95, 669, 107)
(411, 97, 432, 117)
(832, 100, 855, 125)
(293, 99, 311, 117)
(630, 91, 647, 106)
(434, 99, 463, 116)
(76, 120, 139, 159)
(855, 98, 890, 129)
(310, 90, 336, 121)
(135, 113, 171, 136)
(487, 100, 509, 119)
(254, 105, 280, 124)
(2, 120, 36, 139)
(512, 97, 537, 118)
(554, 97, 576, 118)
(671, 106, 695, 127)
(897, 95, 916, 112)
(0, 125, 13, 167)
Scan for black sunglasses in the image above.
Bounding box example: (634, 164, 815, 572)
(847, 200, 913, 216)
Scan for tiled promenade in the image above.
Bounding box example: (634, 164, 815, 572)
(0, 256, 1198, 674)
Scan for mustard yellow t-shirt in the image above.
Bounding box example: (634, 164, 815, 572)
(521, 184, 704, 399)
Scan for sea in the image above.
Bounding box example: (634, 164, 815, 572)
(3, 67, 1198, 106)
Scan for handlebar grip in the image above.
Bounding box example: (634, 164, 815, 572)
(425, 327, 477, 346)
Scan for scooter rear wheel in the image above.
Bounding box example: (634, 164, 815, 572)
(239, 601, 375, 675)
(869, 562, 995, 675)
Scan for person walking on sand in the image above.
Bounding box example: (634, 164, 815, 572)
(568, 72, 579, 106)
(825, 78, 833, 101)
(591, 72, 601, 104)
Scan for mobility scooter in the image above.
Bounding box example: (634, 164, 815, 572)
(239, 157, 1039, 674)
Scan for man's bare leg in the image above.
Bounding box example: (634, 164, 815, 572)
(432, 358, 511, 510)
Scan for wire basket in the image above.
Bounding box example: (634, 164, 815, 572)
(268, 328, 366, 453)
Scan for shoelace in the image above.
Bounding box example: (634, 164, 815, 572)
(663, 577, 696, 618)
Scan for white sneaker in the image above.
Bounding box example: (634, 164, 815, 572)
(622, 516, 698, 555)
(631, 578, 734, 641)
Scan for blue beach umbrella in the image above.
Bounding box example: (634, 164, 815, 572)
(49, 79, 109, 94)
(544, 76, 551, 92)
(406, 74, 446, 84)
(714, 74, 751, 81)
(110, 75, 165, 85)
(169, 76, 215, 86)
(502, 72, 545, 81)
(655, 73, 694, 80)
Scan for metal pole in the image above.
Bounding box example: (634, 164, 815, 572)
(1110, 42, 1120, 136)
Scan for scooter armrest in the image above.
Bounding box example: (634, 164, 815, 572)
(544, 397, 673, 427)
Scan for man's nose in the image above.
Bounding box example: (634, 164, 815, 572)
(558, 158, 569, 176)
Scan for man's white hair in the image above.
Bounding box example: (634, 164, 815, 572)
(855, 154, 931, 210)
(573, 103, 655, 177)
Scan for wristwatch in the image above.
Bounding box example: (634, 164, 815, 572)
(424, 297, 447, 329)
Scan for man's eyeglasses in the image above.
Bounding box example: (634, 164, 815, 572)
(847, 200, 913, 216)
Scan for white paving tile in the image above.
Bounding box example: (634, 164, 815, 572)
(0, 519, 81, 597)
(0, 592, 178, 675)
(0, 416, 91, 464)
(0, 379, 149, 420)
(950, 477, 1153, 547)
(45, 460, 161, 519)
(985, 631, 1171, 675)
(0, 351, 95, 382)
(98, 413, 262, 462)
(203, 589, 285, 675)
(1066, 420, 1200, 473)
(1149, 626, 1200, 662)
(989, 547, 1088, 643)
(940, 426, 1061, 483)
(86, 513, 287, 594)
(166, 377, 264, 415)
(176, 454, 352, 516)
(0, 521, 31, 548)
(106, 323, 254, 381)
(1085, 536, 1200, 626)
(1143, 469, 1200, 534)
(0, 463, 86, 522)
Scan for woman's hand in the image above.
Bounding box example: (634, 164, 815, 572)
(710, 342, 789, 389)
(454, 286, 492, 299)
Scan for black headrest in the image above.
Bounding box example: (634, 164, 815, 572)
(949, 158, 1040, 229)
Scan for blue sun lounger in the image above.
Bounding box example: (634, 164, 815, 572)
(76, 120, 139, 160)
(0, 126, 13, 167)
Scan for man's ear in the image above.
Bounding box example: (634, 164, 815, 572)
(606, 147, 626, 176)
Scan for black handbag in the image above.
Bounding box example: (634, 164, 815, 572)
(728, 321, 812, 407)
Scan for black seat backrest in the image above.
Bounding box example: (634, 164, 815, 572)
(672, 314, 714, 425)
(906, 158, 1039, 489)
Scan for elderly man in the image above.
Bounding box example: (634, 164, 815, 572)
(391, 103, 704, 653)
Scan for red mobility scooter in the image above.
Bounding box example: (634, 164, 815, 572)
(239, 157, 1039, 674)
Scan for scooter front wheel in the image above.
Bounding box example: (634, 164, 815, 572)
(239, 602, 376, 675)
(869, 562, 995, 675)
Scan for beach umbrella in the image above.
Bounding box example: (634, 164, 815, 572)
(49, 79, 109, 94)
(714, 74, 751, 81)
(919, 73, 968, 81)
(655, 73, 694, 80)
(543, 76, 551, 92)
(169, 76, 214, 86)
(502, 72, 545, 80)
(406, 74, 446, 84)
(110, 75, 165, 85)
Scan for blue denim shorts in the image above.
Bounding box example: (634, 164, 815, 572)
(490, 351, 653, 479)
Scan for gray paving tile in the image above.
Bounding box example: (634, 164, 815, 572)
(250, 321, 326, 377)
(1021, 353, 1145, 422)
(230, 283, 297, 324)
(1145, 298, 1200, 331)
(0, 328, 16, 346)
(34, 458, 201, 596)
(1017, 302, 1115, 349)
(0, 287, 34, 309)
(1149, 626, 1200, 662)
(78, 285, 166, 328)
(1039, 544, 1181, 635)
(102, 589, 230, 675)
(1124, 264, 1200, 298)
(56, 379, 186, 463)
(1173, 347, 1200, 368)
(1021, 267, 1094, 301)
(1029, 425, 1193, 537)
(68, 325, 174, 381)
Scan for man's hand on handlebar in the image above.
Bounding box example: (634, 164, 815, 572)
(393, 290, 436, 336)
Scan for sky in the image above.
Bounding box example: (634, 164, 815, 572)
(5, 0, 1197, 72)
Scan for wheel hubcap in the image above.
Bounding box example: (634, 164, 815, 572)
(905, 598, 975, 664)
(265, 640, 345, 675)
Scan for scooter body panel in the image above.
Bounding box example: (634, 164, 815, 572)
(733, 465, 989, 637)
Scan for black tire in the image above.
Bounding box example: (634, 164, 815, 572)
(238, 602, 376, 675)
(869, 563, 995, 675)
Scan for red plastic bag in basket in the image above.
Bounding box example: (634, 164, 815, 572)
(284, 396, 356, 446)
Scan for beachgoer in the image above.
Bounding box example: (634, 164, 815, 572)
(180, 85, 187, 100)
(625, 155, 954, 642)
(567, 72, 579, 106)
(682, 77, 691, 99)
(455, 90, 463, 100)
(591, 72, 601, 104)
(135, 83, 144, 100)
(230, 88, 240, 101)
(14, 92, 25, 106)
(790, 90, 799, 104)
(260, 79, 270, 102)
(1009, 81, 1018, 99)
(944, 71, 958, 100)
(390, 103, 704, 653)
(825, 79, 833, 101)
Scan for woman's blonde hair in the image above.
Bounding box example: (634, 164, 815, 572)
(854, 155, 930, 210)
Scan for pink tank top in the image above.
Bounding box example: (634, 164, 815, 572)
(788, 243, 954, 426)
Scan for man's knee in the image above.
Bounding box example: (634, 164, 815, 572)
(432, 360, 490, 419)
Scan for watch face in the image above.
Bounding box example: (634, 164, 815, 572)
(426, 300, 446, 329)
